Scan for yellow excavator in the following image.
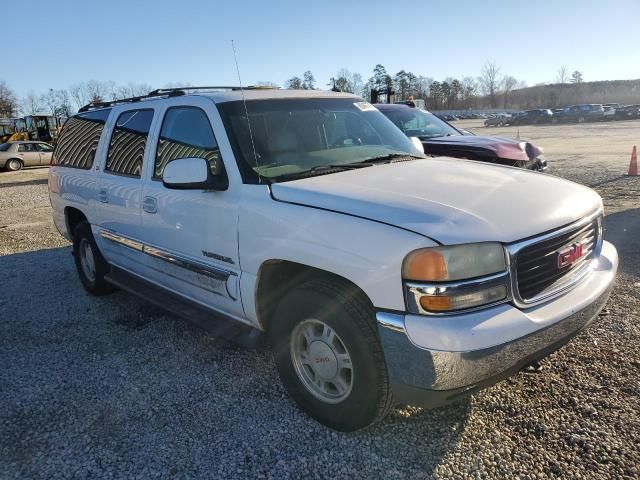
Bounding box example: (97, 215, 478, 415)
(0, 115, 60, 144)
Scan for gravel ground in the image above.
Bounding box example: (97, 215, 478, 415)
(1, 124, 639, 479)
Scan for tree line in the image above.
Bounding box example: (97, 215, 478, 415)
(0, 62, 608, 121)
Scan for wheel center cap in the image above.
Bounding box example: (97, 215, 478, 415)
(308, 341, 338, 380)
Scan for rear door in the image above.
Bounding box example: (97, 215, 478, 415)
(17, 143, 40, 166)
(92, 108, 156, 273)
(35, 142, 54, 165)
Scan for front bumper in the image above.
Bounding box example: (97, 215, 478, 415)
(377, 241, 618, 408)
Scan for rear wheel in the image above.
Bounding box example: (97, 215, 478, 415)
(6, 158, 23, 171)
(269, 278, 393, 431)
(72, 222, 115, 295)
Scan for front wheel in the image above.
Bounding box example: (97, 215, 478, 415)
(6, 158, 23, 171)
(269, 278, 393, 431)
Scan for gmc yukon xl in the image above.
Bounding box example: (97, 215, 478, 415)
(49, 87, 618, 431)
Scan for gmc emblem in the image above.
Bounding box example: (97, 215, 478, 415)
(557, 243, 584, 269)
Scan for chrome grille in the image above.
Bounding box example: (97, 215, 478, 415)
(515, 217, 600, 302)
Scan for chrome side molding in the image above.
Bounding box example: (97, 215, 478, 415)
(98, 229, 237, 298)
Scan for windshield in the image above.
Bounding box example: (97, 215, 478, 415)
(379, 107, 461, 139)
(218, 98, 423, 182)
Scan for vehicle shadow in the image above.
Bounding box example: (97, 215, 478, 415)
(0, 246, 468, 478)
(604, 207, 640, 277)
(0, 178, 49, 189)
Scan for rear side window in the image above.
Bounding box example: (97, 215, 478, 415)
(154, 107, 221, 179)
(105, 109, 154, 177)
(52, 109, 111, 169)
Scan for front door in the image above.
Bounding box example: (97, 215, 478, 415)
(93, 108, 155, 274)
(138, 100, 243, 319)
(17, 143, 40, 166)
(35, 142, 54, 165)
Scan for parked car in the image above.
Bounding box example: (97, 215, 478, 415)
(554, 104, 605, 123)
(484, 113, 511, 127)
(0, 141, 54, 171)
(376, 103, 546, 170)
(50, 87, 617, 431)
(510, 109, 554, 125)
(436, 113, 458, 121)
(603, 106, 616, 120)
(614, 104, 640, 119)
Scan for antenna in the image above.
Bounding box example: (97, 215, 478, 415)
(231, 40, 260, 181)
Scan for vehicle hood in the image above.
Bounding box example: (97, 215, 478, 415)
(270, 158, 602, 245)
(420, 135, 541, 161)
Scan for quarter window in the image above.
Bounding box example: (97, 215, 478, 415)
(52, 109, 111, 169)
(154, 107, 221, 179)
(106, 109, 154, 177)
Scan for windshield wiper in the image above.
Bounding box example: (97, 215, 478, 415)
(271, 162, 373, 183)
(309, 163, 373, 172)
(360, 153, 424, 164)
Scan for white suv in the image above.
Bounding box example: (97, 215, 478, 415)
(49, 87, 618, 431)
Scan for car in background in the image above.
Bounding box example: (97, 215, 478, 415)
(614, 104, 640, 119)
(0, 141, 54, 171)
(484, 113, 511, 127)
(376, 103, 546, 171)
(510, 109, 554, 125)
(436, 113, 458, 122)
(603, 106, 617, 120)
(554, 104, 605, 123)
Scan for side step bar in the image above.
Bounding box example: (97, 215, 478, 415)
(105, 266, 263, 348)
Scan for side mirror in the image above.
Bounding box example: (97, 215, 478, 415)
(409, 137, 425, 154)
(162, 157, 228, 191)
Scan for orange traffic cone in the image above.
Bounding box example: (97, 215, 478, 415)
(629, 145, 638, 176)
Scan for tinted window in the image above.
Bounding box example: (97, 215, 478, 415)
(106, 109, 154, 177)
(155, 107, 221, 179)
(52, 109, 111, 169)
(0, 143, 11, 152)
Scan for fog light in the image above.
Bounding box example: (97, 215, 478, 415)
(419, 284, 507, 312)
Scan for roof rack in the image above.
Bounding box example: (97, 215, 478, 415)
(78, 85, 277, 112)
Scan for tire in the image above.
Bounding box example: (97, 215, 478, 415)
(6, 158, 23, 172)
(72, 222, 115, 295)
(498, 121, 504, 127)
(269, 277, 393, 431)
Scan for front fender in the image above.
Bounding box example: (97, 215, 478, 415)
(238, 185, 436, 322)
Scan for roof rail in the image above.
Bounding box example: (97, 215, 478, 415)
(77, 85, 277, 113)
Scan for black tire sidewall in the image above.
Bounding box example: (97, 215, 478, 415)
(72, 222, 113, 295)
(270, 282, 386, 431)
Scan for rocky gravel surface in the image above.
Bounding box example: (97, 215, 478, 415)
(1, 153, 639, 479)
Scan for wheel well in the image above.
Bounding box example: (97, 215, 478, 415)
(65, 207, 88, 239)
(255, 260, 373, 332)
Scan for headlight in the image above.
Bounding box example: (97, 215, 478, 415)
(403, 243, 509, 314)
(402, 242, 506, 281)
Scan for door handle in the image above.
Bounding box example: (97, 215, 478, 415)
(143, 196, 157, 214)
(97, 188, 108, 203)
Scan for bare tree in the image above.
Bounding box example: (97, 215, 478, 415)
(556, 65, 569, 85)
(42, 89, 58, 118)
(55, 89, 74, 117)
(0, 80, 18, 117)
(479, 61, 501, 108)
(286, 76, 303, 89)
(69, 83, 87, 110)
(461, 77, 478, 109)
(332, 69, 363, 94)
(501, 75, 518, 108)
(21, 91, 43, 115)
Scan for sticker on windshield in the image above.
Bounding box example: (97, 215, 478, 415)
(354, 102, 376, 112)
